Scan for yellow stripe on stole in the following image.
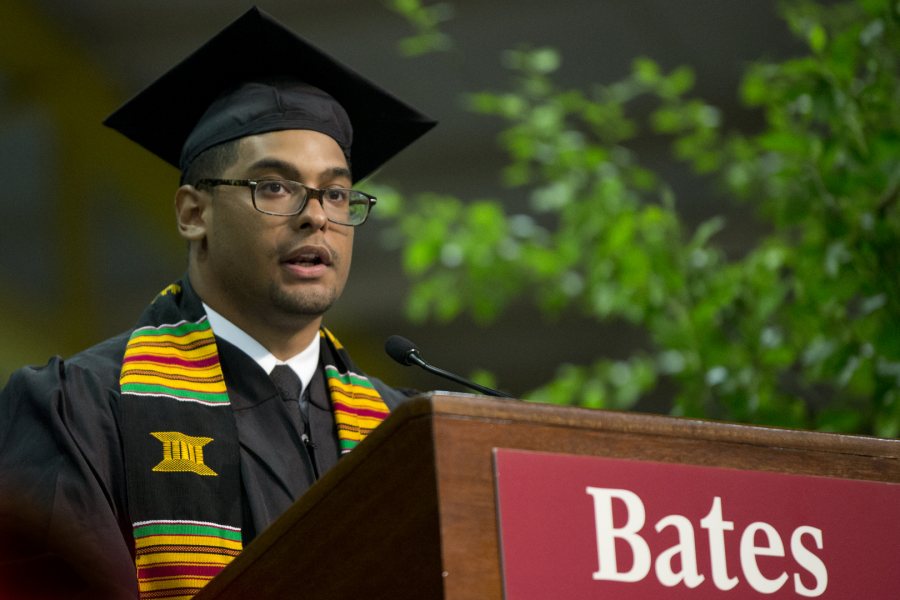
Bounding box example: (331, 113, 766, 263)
(139, 592, 197, 600)
(134, 535, 243, 551)
(138, 577, 215, 593)
(328, 386, 386, 407)
(124, 332, 215, 353)
(128, 329, 215, 347)
(320, 327, 343, 349)
(124, 344, 218, 361)
(334, 414, 386, 429)
(120, 373, 226, 394)
(332, 412, 388, 431)
(121, 368, 223, 385)
(122, 359, 222, 373)
(335, 424, 379, 439)
(136, 552, 235, 567)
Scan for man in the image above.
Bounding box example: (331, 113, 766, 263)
(0, 8, 435, 599)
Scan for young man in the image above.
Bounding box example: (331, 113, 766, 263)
(0, 8, 435, 599)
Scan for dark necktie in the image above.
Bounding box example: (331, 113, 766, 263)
(269, 364, 319, 479)
(269, 365, 308, 424)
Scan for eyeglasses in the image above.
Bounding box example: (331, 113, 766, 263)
(196, 178, 376, 226)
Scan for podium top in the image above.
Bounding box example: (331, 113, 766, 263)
(404, 393, 900, 469)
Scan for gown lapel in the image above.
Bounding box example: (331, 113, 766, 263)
(217, 338, 311, 536)
(216, 337, 341, 541)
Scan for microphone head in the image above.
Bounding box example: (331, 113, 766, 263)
(385, 335, 419, 366)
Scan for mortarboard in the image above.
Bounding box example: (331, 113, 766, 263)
(103, 6, 436, 181)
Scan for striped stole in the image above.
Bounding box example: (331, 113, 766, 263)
(121, 317, 229, 406)
(132, 520, 242, 598)
(121, 295, 242, 600)
(121, 281, 390, 599)
(320, 328, 391, 454)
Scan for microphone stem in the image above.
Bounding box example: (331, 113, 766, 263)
(408, 354, 514, 398)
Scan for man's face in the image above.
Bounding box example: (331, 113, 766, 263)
(196, 129, 355, 332)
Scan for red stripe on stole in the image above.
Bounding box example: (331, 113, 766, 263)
(124, 354, 220, 369)
(139, 564, 224, 579)
(331, 401, 388, 420)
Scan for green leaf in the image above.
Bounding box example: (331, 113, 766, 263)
(633, 57, 661, 85)
(808, 23, 827, 53)
(528, 48, 561, 74)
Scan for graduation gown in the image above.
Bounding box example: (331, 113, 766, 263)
(0, 321, 411, 598)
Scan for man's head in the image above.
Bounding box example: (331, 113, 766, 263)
(172, 79, 365, 341)
(174, 79, 360, 332)
(175, 128, 355, 338)
(102, 7, 435, 350)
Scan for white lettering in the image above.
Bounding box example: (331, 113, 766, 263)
(699, 496, 739, 590)
(586, 487, 651, 582)
(791, 526, 827, 597)
(740, 522, 788, 593)
(654, 514, 705, 588)
(585, 489, 829, 595)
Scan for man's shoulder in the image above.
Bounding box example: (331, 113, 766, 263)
(67, 329, 133, 378)
(2, 329, 133, 401)
(369, 377, 420, 411)
(0, 331, 134, 462)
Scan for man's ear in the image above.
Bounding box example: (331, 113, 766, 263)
(175, 184, 209, 241)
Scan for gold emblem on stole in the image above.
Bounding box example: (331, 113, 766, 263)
(150, 431, 218, 476)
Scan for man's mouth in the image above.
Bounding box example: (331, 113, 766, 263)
(289, 253, 324, 266)
(282, 246, 333, 270)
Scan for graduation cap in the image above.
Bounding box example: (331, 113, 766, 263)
(103, 7, 436, 181)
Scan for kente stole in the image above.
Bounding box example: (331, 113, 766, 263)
(119, 281, 389, 599)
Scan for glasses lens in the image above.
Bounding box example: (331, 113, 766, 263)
(253, 179, 305, 215)
(346, 192, 371, 225)
(322, 189, 370, 225)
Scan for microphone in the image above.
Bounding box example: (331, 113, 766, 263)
(384, 335, 515, 398)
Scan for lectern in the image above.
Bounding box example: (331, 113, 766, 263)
(194, 393, 900, 599)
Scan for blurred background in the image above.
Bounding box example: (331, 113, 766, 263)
(0, 0, 805, 399)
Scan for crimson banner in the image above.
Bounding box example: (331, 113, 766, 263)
(494, 449, 900, 599)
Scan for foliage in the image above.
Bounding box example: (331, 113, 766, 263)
(384, 0, 454, 56)
(380, 0, 900, 436)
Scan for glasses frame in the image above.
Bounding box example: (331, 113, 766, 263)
(196, 178, 376, 226)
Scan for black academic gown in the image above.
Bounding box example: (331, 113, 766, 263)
(0, 328, 411, 598)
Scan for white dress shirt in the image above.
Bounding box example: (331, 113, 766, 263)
(203, 303, 320, 397)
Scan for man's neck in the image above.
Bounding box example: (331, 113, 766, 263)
(190, 273, 322, 360)
(204, 303, 321, 393)
(211, 307, 321, 360)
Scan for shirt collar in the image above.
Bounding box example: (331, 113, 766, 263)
(203, 302, 320, 394)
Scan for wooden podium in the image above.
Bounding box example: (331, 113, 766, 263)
(194, 393, 900, 600)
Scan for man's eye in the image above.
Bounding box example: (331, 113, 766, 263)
(325, 189, 349, 203)
(258, 181, 290, 196)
